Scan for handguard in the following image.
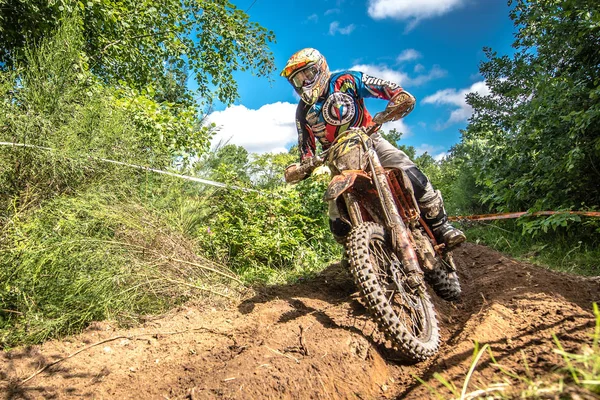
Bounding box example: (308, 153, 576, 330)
(373, 91, 416, 124)
(284, 156, 322, 184)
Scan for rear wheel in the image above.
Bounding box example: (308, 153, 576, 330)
(425, 263, 461, 302)
(347, 222, 440, 362)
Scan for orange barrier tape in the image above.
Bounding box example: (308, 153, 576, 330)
(449, 211, 600, 222)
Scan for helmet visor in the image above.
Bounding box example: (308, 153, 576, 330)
(289, 65, 319, 89)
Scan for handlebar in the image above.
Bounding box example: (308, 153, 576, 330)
(284, 124, 382, 184)
(305, 123, 382, 168)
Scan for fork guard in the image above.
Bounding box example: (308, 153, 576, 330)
(323, 171, 371, 202)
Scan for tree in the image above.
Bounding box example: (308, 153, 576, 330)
(380, 128, 417, 159)
(0, 0, 275, 105)
(203, 143, 251, 183)
(249, 152, 296, 189)
(462, 0, 600, 212)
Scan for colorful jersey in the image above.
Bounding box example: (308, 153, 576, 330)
(296, 70, 404, 161)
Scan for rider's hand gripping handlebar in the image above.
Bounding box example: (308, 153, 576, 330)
(284, 124, 381, 184)
(284, 155, 323, 184)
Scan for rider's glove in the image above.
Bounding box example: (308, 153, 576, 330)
(284, 163, 303, 184)
(284, 156, 322, 184)
(373, 91, 416, 124)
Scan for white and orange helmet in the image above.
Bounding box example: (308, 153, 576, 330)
(281, 48, 330, 105)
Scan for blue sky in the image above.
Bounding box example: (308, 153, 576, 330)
(208, 0, 516, 159)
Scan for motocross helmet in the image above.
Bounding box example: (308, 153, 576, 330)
(281, 48, 330, 105)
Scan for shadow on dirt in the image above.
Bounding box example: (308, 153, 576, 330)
(2, 243, 598, 400)
(238, 261, 357, 315)
(238, 261, 428, 363)
(1, 345, 95, 400)
(237, 243, 599, 399)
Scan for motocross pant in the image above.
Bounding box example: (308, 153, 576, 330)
(328, 132, 447, 242)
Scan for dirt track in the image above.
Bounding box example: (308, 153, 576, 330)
(2, 243, 599, 399)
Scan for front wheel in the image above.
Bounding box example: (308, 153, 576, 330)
(347, 222, 440, 362)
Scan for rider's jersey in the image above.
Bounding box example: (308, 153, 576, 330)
(296, 70, 404, 161)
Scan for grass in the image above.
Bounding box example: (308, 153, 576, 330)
(418, 304, 600, 399)
(459, 219, 600, 276)
(0, 186, 243, 347)
(0, 168, 339, 347)
(146, 176, 342, 286)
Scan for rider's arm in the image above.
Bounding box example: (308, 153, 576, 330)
(296, 102, 316, 162)
(355, 72, 416, 122)
(285, 102, 316, 184)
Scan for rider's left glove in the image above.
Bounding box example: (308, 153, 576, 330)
(373, 91, 416, 125)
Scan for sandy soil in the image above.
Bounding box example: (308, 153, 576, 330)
(2, 243, 599, 399)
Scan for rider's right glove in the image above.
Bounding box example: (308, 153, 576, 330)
(284, 156, 322, 184)
(284, 163, 304, 184)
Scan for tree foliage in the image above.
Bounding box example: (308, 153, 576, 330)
(0, 0, 275, 104)
(0, 17, 212, 168)
(462, 0, 600, 213)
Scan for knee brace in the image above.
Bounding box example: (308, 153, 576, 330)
(404, 166, 433, 201)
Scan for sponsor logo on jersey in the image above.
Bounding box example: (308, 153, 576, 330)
(362, 74, 400, 90)
(322, 92, 356, 126)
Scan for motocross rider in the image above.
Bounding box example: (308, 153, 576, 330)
(282, 48, 466, 249)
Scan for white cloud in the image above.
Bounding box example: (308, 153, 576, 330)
(381, 119, 412, 138)
(414, 64, 425, 73)
(409, 66, 446, 86)
(307, 13, 318, 23)
(422, 81, 490, 127)
(434, 152, 449, 161)
(325, 8, 341, 15)
(349, 64, 446, 87)
(396, 49, 422, 63)
(207, 102, 298, 154)
(329, 21, 356, 35)
(415, 144, 444, 156)
(368, 0, 467, 22)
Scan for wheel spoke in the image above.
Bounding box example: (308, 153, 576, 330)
(365, 233, 432, 341)
(351, 223, 438, 361)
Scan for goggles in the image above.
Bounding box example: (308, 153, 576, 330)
(289, 65, 319, 89)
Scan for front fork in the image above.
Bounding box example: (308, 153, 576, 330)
(342, 156, 424, 289)
(344, 192, 363, 227)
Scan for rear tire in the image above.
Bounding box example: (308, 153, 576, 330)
(425, 264, 462, 302)
(347, 222, 440, 362)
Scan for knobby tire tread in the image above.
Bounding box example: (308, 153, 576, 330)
(425, 267, 462, 302)
(347, 222, 440, 362)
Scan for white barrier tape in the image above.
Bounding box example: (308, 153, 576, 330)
(0, 142, 53, 151)
(0, 141, 268, 195)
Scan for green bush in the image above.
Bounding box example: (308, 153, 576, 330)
(462, 219, 600, 276)
(159, 175, 340, 285)
(0, 187, 240, 347)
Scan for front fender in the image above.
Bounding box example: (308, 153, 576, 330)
(323, 171, 371, 202)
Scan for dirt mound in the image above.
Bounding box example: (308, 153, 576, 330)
(2, 243, 599, 399)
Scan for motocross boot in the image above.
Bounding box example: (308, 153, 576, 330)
(419, 190, 466, 249)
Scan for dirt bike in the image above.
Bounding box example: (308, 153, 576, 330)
(286, 125, 461, 362)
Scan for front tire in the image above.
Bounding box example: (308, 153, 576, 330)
(347, 222, 440, 362)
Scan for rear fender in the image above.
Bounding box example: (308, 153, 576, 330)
(323, 171, 371, 202)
